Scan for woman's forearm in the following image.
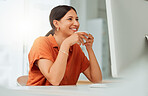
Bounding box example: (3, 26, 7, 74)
(87, 48, 102, 82)
(48, 41, 70, 85)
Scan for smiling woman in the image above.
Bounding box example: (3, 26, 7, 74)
(26, 5, 102, 86)
(45, 5, 79, 36)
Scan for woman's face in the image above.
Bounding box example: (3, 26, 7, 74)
(58, 9, 80, 37)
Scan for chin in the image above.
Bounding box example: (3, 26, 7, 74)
(69, 31, 75, 35)
(65, 30, 76, 37)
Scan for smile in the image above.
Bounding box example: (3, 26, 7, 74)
(70, 28, 77, 32)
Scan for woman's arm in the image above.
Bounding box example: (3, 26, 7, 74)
(83, 34, 102, 83)
(37, 41, 70, 86)
(37, 32, 88, 86)
(83, 48, 102, 83)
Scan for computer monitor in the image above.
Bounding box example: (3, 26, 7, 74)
(106, 0, 148, 77)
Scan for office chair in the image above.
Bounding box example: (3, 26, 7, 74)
(17, 75, 28, 86)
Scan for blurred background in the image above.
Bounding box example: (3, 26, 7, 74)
(0, 0, 111, 87)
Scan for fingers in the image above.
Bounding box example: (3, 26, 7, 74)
(77, 32, 94, 40)
(76, 32, 89, 37)
(85, 39, 94, 44)
(79, 35, 88, 44)
(75, 32, 94, 46)
(78, 37, 84, 45)
(87, 34, 94, 40)
(75, 35, 86, 46)
(84, 34, 94, 46)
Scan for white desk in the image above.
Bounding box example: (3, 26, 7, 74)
(11, 75, 147, 96)
(7, 81, 146, 96)
(11, 83, 117, 96)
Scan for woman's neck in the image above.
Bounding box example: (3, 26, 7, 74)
(53, 33, 66, 48)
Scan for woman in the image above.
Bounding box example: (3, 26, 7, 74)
(26, 5, 102, 86)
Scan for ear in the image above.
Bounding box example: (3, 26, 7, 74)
(53, 20, 60, 28)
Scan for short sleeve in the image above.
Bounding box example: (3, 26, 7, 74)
(28, 36, 54, 66)
(80, 49, 90, 73)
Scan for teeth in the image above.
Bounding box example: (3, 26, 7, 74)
(71, 28, 76, 30)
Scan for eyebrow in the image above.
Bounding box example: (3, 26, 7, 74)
(68, 16, 78, 18)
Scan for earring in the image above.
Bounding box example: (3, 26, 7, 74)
(57, 28, 59, 31)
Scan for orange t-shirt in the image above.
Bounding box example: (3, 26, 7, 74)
(26, 35, 90, 86)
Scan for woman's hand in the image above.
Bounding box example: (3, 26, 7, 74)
(84, 34, 94, 50)
(64, 32, 89, 46)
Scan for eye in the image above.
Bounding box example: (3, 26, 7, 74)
(76, 18, 79, 21)
(68, 18, 72, 20)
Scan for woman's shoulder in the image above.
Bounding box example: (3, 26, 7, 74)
(32, 36, 52, 48)
(34, 36, 50, 44)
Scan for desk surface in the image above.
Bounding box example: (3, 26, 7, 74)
(10, 80, 146, 96)
(11, 82, 117, 96)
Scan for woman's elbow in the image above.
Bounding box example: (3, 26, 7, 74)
(47, 77, 61, 86)
(91, 77, 102, 83)
(51, 82, 60, 86)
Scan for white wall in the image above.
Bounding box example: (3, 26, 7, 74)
(87, 19, 103, 70)
(0, 0, 25, 87)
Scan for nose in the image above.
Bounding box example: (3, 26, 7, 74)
(73, 19, 79, 26)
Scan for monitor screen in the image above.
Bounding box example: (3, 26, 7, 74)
(106, 0, 148, 77)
